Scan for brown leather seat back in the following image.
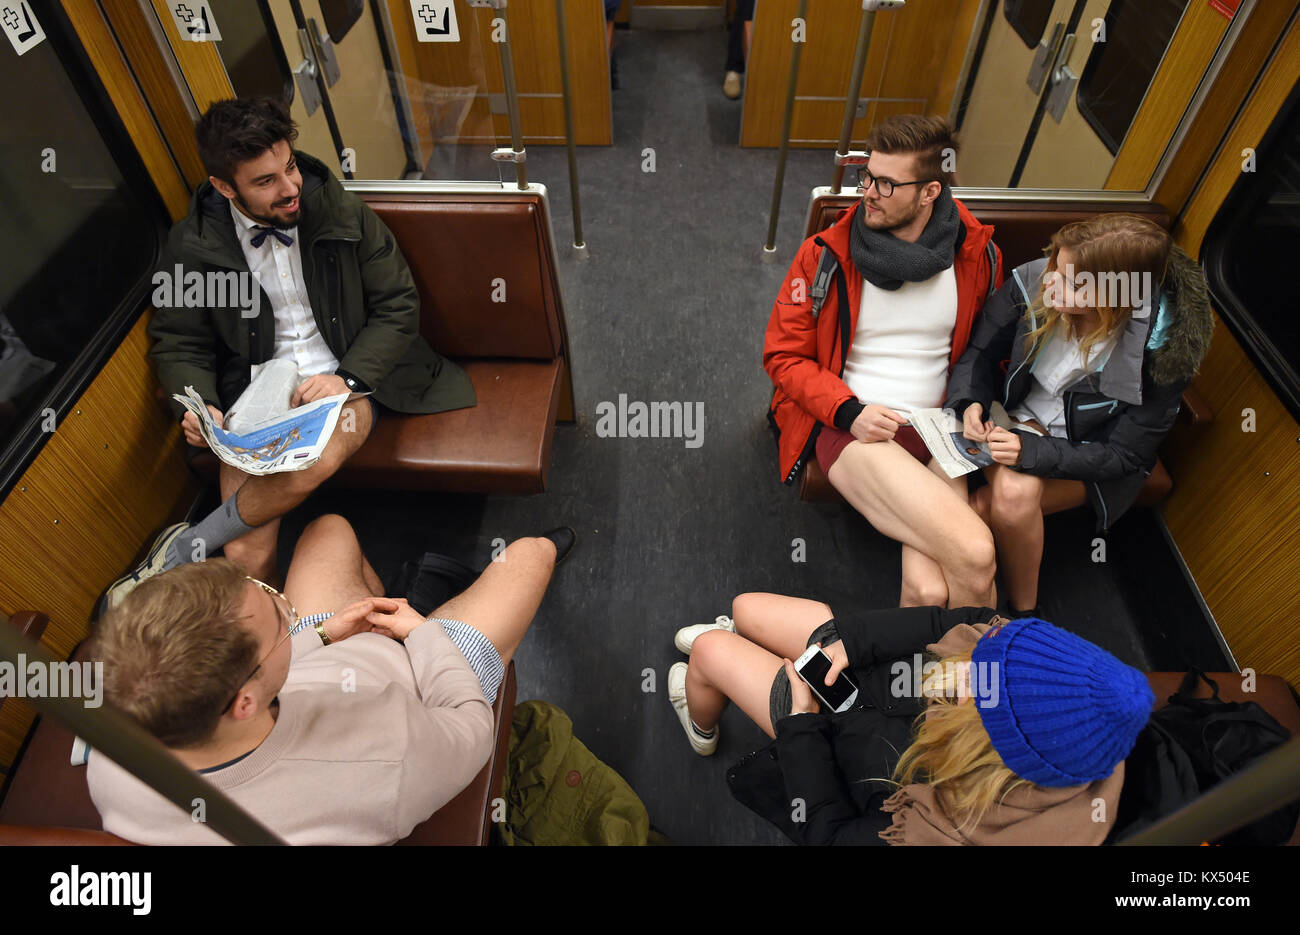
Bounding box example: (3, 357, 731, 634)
(803, 192, 1171, 269)
(365, 193, 563, 360)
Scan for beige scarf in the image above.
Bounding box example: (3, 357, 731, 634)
(878, 620, 1125, 846)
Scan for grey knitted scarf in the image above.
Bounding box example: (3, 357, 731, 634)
(849, 186, 962, 291)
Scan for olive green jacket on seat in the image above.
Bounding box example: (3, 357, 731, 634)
(500, 701, 667, 846)
(149, 150, 475, 421)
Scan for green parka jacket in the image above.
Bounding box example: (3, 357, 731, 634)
(148, 151, 475, 420)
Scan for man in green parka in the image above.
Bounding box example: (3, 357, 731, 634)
(105, 97, 474, 607)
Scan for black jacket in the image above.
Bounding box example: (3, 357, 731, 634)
(944, 247, 1212, 532)
(728, 605, 1001, 845)
(149, 151, 475, 420)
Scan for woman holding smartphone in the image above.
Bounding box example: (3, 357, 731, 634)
(943, 213, 1211, 617)
(667, 596, 1153, 844)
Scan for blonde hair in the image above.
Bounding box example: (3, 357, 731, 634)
(1025, 213, 1171, 369)
(92, 559, 257, 748)
(889, 647, 1033, 833)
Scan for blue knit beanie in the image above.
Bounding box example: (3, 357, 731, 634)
(970, 618, 1154, 787)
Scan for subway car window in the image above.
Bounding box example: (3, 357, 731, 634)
(1203, 80, 1300, 422)
(1076, 0, 1191, 154)
(1005, 0, 1057, 49)
(211, 0, 293, 103)
(0, 12, 159, 482)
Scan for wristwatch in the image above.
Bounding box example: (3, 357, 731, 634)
(334, 369, 370, 394)
(315, 621, 332, 645)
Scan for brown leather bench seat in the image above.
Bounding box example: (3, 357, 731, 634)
(190, 186, 574, 495)
(0, 611, 516, 845)
(796, 194, 1211, 503)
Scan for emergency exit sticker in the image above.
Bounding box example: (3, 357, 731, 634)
(409, 1, 460, 42)
(1, 1, 46, 57)
(167, 1, 222, 42)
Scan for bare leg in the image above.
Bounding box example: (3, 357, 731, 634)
(230, 399, 373, 530)
(284, 513, 383, 616)
(986, 465, 1086, 611)
(828, 440, 997, 607)
(686, 630, 784, 738)
(731, 592, 833, 659)
(218, 463, 280, 582)
(427, 537, 556, 668)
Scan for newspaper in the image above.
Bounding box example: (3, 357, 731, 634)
(173, 364, 348, 475)
(908, 408, 996, 478)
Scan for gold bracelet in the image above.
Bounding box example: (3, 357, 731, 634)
(315, 621, 332, 645)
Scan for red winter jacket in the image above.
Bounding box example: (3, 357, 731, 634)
(763, 198, 1003, 484)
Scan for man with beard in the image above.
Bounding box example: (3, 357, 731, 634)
(105, 98, 475, 606)
(763, 115, 1005, 610)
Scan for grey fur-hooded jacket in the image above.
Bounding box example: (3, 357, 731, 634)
(945, 246, 1213, 532)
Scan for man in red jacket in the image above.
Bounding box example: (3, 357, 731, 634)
(763, 115, 1003, 608)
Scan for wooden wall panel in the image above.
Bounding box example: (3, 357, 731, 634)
(0, 4, 199, 770)
(1161, 15, 1300, 689)
(0, 320, 196, 767)
(741, 0, 971, 148)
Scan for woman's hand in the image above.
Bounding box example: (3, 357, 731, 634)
(849, 404, 907, 443)
(962, 403, 995, 443)
(785, 659, 821, 715)
(988, 427, 1022, 466)
(819, 641, 849, 687)
(366, 597, 429, 640)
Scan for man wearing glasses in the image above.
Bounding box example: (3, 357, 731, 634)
(86, 514, 566, 844)
(763, 115, 1005, 610)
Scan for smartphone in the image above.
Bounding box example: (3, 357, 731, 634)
(793, 646, 859, 713)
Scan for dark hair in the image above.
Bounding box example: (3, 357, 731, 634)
(864, 114, 959, 188)
(195, 97, 299, 184)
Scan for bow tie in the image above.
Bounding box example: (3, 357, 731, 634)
(250, 225, 294, 248)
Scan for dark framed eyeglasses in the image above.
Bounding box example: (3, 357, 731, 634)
(856, 166, 937, 198)
(221, 577, 297, 714)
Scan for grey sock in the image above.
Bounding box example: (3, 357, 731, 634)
(165, 492, 254, 569)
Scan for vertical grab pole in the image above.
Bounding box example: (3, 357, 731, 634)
(496, 1, 527, 189)
(764, 0, 810, 254)
(0, 623, 286, 845)
(555, 0, 586, 250)
(830, 4, 877, 194)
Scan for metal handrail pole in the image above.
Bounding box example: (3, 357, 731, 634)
(555, 0, 585, 248)
(496, 1, 527, 188)
(830, 4, 876, 194)
(764, 0, 810, 252)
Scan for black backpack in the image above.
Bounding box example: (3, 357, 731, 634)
(1111, 670, 1299, 845)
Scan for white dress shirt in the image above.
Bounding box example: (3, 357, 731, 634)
(230, 202, 339, 378)
(1010, 326, 1118, 438)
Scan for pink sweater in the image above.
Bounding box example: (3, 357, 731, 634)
(87, 622, 495, 845)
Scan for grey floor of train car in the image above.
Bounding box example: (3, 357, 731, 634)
(277, 29, 1228, 845)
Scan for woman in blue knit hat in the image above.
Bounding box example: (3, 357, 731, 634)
(673, 595, 1154, 844)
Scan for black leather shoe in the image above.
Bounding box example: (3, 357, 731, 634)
(542, 526, 576, 565)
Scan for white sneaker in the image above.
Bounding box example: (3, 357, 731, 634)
(674, 614, 735, 654)
(723, 70, 742, 99)
(668, 662, 717, 756)
(100, 522, 191, 617)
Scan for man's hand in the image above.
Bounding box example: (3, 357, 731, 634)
(321, 597, 398, 643)
(988, 427, 1022, 466)
(181, 404, 224, 448)
(291, 374, 349, 408)
(785, 658, 821, 716)
(849, 404, 907, 442)
(366, 597, 430, 641)
(962, 403, 995, 443)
